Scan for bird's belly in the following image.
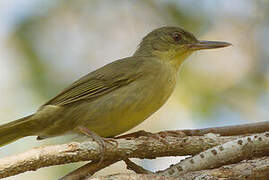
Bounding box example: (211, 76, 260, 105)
(80, 77, 175, 137)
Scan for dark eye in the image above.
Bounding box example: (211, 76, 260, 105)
(172, 32, 182, 42)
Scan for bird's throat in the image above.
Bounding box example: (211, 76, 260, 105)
(155, 50, 192, 71)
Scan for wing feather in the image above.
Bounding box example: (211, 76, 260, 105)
(43, 58, 143, 106)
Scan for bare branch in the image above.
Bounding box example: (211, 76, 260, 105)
(157, 132, 269, 177)
(124, 159, 152, 174)
(180, 121, 269, 136)
(88, 156, 269, 180)
(0, 131, 237, 178)
(59, 160, 118, 180)
(1, 121, 269, 179)
(117, 121, 269, 139)
(177, 156, 269, 180)
(87, 173, 178, 180)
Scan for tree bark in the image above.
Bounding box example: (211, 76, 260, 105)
(0, 132, 237, 178)
(87, 156, 269, 180)
(0, 122, 269, 179)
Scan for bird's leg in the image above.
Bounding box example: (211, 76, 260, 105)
(77, 126, 117, 165)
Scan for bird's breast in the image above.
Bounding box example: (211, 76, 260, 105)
(83, 62, 177, 137)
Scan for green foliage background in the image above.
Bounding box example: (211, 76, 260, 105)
(0, 0, 269, 179)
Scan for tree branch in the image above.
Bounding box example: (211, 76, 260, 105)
(122, 132, 269, 178)
(157, 132, 269, 177)
(179, 121, 269, 136)
(0, 131, 237, 178)
(59, 160, 118, 180)
(176, 156, 269, 180)
(1, 121, 269, 179)
(87, 173, 178, 180)
(88, 156, 269, 180)
(124, 159, 152, 174)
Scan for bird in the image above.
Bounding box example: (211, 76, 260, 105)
(0, 26, 231, 147)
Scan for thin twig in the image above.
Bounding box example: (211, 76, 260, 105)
(116, 121, 269, 139)
(180, 121, 269, 136)
(123, 159, 152, 174)
(59, 160, 118, 180)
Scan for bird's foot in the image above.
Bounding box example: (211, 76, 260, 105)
(77, 126, 117, 166)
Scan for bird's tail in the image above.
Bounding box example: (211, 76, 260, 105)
(0, 115, 37, 147)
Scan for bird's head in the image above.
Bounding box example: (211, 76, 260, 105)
(134, 26, 231, 69)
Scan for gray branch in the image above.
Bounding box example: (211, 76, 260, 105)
(88, 156, 269, 180)
(158, 132, 269, 177)
(0, 132, 236, 178)
(1, 121, 269, 179)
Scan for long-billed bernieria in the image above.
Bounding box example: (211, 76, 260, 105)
(0, 26, 231, 146)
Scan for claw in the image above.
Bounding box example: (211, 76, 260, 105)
(78, 126, 110, 166)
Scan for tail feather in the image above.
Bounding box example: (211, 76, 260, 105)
(0, 115, 36, 147)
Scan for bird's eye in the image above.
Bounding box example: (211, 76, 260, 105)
(172, 33, 182, 42)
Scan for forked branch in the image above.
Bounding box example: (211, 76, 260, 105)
(0, 121, 269, 179)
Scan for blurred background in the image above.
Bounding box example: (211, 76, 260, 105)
(0, 0, 269, 179)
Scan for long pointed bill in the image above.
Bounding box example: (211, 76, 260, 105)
(189, 41, 232, 51)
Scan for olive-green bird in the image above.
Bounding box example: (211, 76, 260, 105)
(0, 26, 231, 146)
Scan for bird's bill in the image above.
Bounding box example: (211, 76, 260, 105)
(189, 41, 232, 50)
